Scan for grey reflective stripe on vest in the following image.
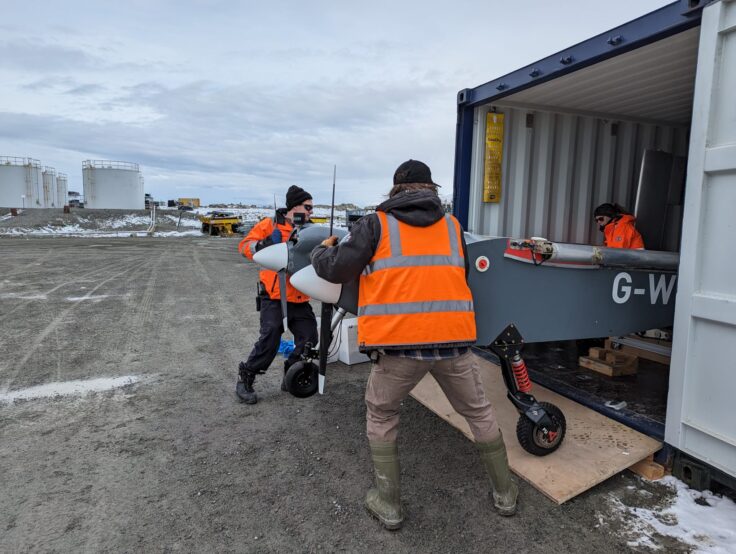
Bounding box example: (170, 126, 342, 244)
(363, 213, 464, 275)
(367, 254, 464, 273)
(445, 214, 461, 259)
(358, 299, 474, 317)
(386, 214, 402, 257)
(247, 240, 259, 253)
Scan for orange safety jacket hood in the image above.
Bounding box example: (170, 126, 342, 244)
(357, 209, 477, 351)
(238, 210, 310, 303)
(603, 214, 645, 250)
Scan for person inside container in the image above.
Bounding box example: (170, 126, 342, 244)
(593, 203, 645, 249)
(310, 160, 517, 530)
(236, 185, 318, 404)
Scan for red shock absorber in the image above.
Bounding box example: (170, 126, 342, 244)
(511, 354, 532, 393)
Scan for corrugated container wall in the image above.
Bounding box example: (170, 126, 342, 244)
(467, 105, 689, 244)
(42, 167, 56, 208)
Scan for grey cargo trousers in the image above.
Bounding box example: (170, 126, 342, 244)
(365, 351, 500, 443)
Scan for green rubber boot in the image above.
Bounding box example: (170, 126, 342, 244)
(477, 435, 518, 516)
(365, 441, 403, 530)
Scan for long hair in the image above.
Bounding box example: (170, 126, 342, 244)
(388, 182, 439, 198)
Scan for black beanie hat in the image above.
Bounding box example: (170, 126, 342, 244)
(285, 185, 312, 210)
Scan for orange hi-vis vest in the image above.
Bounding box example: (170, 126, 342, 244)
(238, 216, 309, 303)
(358, 211, 477, 350)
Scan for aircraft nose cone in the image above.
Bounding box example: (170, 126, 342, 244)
(252, 242, 289, 271)
(290, 265, 342, 304)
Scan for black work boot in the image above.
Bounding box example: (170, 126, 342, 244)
(236, 362, 257, 404)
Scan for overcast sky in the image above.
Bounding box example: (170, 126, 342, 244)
(0, 0, 671, 207)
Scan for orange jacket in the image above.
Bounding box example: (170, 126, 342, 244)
(357, 211, 476, 350)
(603, 214, 645, 249)
(238, 213, 310, 303)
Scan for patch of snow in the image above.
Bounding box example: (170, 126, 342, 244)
(153, 230, 202, 237)
(65, 294, 112, 302)
(102, 214, 151, 229)
(0, 375, 140, 403)
(614, 476, 736, 553)
(163, 214, 201, 228)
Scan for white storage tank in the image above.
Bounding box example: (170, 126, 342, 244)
(82, 160, 144, 209)
(56, 173, 68, 207)
(0, 156, 43, 208)
(42, 167, 57, 208)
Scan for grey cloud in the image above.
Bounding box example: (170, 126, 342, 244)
(0, 38, 173, 75)
(0, 40, 97, 71)
(0, 70, 458, 205)
(64, 84, 106, 95)
(22, 77, 77, 91)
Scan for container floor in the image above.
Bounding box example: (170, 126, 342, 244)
(522, 340, 670, 425)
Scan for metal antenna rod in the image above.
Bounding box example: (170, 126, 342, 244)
(329, 165, 336, 235)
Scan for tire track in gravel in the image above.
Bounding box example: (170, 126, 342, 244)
(0, 256, 144, 324)
(186, 241, 248, 381)
(115, 247, 169, 365)
(0, 257, 152, 392)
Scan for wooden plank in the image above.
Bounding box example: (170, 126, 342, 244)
(579, 352, 638, 377)
(409, 355, 661, 504)
(628, 455, 666, 481)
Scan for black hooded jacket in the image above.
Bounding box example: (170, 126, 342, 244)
(311, 190, 469, 284)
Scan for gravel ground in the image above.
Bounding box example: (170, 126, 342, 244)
(0, 237, 692, 553)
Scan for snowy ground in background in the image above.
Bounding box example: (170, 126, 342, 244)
(0, 208, 202, 237)
(191, 206, 347, 223)
(599, 475, 736, 552)
(0, 207, 349, 237)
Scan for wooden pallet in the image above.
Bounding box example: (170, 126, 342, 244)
(579, 347, 638, 376)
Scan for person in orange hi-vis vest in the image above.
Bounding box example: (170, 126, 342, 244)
(593, 203, 645, 249)
(235, 185, 318, 405)
(311, 160, 517, 530)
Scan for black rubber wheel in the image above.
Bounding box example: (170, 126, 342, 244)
(284, 361, 318, 398)
(516, 402, 566, 456)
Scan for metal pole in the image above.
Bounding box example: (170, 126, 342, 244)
(329, 165, 336, 235)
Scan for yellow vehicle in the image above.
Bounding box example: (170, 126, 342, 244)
(178, 197, 201, 208)
(198, 211, 242, 236)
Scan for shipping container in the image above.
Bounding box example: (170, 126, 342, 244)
(453, 0, 735, 487)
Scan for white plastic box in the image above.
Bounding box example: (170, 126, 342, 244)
(337, 318, 370, 365)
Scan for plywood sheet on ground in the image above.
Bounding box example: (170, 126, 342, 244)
(409, 355, 661, 504)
